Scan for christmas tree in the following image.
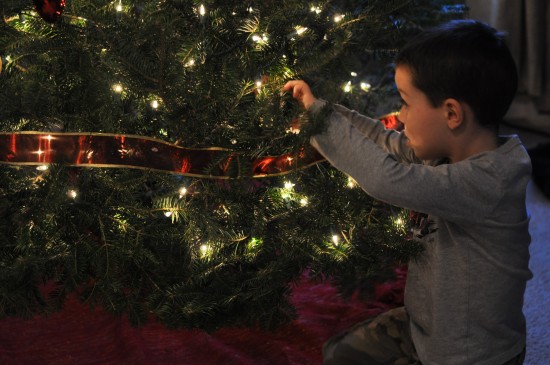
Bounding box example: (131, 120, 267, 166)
(0, 0, 465, 330)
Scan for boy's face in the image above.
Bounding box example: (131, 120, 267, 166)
(395, 66, 450, 160)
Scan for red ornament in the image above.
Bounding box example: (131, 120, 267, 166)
(379, 112, 404, 131)
(33, 0, 66, 23)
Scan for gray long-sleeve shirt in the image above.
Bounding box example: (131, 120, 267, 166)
(310, 101, 532, 365)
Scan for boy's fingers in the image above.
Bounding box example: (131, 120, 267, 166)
(283, 80, 299, 91)
(283, 80, 312, 109)
(283, 82, 302, 99)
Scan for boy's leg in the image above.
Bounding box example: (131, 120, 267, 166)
(323, 306, 420, 365)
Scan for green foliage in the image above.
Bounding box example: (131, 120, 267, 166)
(0, 0, 464, 329)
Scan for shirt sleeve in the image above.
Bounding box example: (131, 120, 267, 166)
(310, 100, 419, 164)
(334, 105, 421, 163)
(309, 101, 502, 223)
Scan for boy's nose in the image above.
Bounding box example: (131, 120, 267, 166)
(398, 109, 406, 124)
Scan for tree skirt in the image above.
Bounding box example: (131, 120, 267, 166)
(0, 268, 406, 365)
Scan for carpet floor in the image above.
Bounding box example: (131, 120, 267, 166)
(523, 182, 550, 365)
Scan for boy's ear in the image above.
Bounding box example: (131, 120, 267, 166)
(443, 98, 464, 130)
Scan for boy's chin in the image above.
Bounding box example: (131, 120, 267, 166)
(411, 147, 435, 161)
(407, 141, 421, 157)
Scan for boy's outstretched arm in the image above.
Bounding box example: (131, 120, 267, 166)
(283, 80, 317, 110)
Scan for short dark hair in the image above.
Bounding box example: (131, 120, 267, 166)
(395, 20, 518, 129)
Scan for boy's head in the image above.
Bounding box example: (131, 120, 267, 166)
(395, 20, 518, 130)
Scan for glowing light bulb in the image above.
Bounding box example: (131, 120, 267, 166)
(347, 176, 356, 188)
(200, 244, 209, 256)
(67, 190, 77, 199)
(296, 26, 307, 35)
(151, 100, 159, 109)
(199, 4, 206, 16)
(394, 217, 406, 230)
(284, 181, 295, 190)
(334, 14, 344, 22)
(344, 81, 352, 93)
(300, 198, 308, 206)
(185, 59, 195, 68)
(113, 84, 123, 93)
(36, 165, 48, 171)
(178, 187, 187, 197)
(332, 234, 340, 246)
(116, 4, 123, 12)
(164, 211, 172, 217)
(350, 72, 358, 77)
(310, 6, 322, 14)
(255, 80, 263, 93)
(360, 82, 371, 92)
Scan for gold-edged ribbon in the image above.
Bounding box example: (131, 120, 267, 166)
(0, 113, 400, 178)
(0, 132, 324, 178)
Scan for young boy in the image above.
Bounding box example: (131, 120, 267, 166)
(284, 20, 532, 365)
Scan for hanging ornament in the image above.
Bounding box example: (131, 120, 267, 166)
(33, 0, 66, 23)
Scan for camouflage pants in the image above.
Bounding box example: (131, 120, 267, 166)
(323, 306, 526, 365)
(323, 307, 419, 365)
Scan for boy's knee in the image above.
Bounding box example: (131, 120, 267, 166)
(322, 307, 418, 365)
(323, 340, 382, 365)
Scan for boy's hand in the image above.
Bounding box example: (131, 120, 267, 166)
(283, 80, 317, 110)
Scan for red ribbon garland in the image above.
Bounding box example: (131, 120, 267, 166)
(0, 132, 326, 178)
(0, 113, 400, 178)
